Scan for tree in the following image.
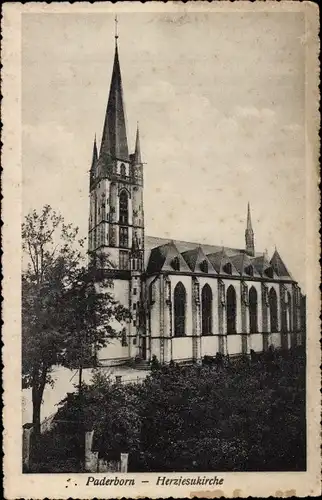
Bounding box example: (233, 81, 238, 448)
(53, 348, 305, 472)
(55, 370, 142, 461)
(22, 205, 130, 435)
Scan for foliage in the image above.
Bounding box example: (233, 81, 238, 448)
(56, 347, 306, 472)
(22, 205, 130, 433)
(55, 370, 142, 461)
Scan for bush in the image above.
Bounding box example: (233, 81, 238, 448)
(55, 348, 306, 472)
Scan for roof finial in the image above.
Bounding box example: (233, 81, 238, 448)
(115, 15, 119, 42)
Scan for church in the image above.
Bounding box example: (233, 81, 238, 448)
(88, 33, 304, 367)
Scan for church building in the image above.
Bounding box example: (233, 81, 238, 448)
(88, 33, 304, 366)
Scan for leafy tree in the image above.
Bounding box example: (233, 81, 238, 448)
(22, 205, 130, 435)
(55, 370, 142, 461)
(54, 348, 305, 472)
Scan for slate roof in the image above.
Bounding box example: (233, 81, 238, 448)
(270, 249, 293, 280)
(144, 236, 294, 281)
(100, 42, 129, 161)
(181, 247, 217, 275)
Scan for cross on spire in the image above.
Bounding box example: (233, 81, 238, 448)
(115, 15, 119, 41)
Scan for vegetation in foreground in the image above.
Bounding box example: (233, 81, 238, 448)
(51, 346, 305, 473)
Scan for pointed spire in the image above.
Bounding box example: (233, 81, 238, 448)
(114, 15, 119, 42)
(245, 202, 255, 256)
(134, 123, 142, 164)
(247, 202, 253, 232)
(100, 26, 129, 161)
(91, 135, 98, 171)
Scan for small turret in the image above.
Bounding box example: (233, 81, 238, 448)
(245, 203, 255, 257)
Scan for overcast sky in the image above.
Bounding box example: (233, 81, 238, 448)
(22, 11, 306, 289)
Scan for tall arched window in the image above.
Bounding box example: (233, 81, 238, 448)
(226, 285, 236, 334)
(269, 288, 278, 332)
(287, 292, 292, 332)
(201, 284, 212, 335)
(119, 191, 128, 224)
(249, 286, 258, 333)
(174, 282, 186, 337)
(120, 163, 126, 177)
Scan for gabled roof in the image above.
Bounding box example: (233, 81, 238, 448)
(146, 241, 191, 275)
(252, 255, 278, 279)
(270, 249, 293, 280)
(206, 249, 240, 276)
(230, 253, 261, 278)
(181, 246, 217, 275)
(145, 236, 247, 259)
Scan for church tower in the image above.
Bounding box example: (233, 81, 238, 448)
(88, 23, 145, 356)
(245, 203, 255, 257)
(88, 29, 144, 275)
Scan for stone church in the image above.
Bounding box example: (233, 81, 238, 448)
(88, 36, 304, 366)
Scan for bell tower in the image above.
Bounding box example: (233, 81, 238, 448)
(88, 28, 145, 277)
(88, 19, 146, 360)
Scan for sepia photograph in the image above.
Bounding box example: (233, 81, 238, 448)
(2, 2, 320, 498)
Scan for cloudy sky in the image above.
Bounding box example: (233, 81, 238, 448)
(22, 11, 306, 289)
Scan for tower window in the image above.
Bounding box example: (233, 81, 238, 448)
(119, 227, 128, 248)
(119, 250, 129, 270)
(120, 163, 126, 177)
(119, 190, 128, 224)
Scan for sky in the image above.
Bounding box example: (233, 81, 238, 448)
(22, 11, 306, 289)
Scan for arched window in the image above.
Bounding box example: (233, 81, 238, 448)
(249, 286, 258, 333)
(246, 265, 254, 276)
(226, 285, 236, 334)
(201, 284, 212, 335)
(224, 262, 232, 275)
(119, 191, 128, 224)
(269, 287, 278, 332)
(282, 291, 292, 333)
(287, 292, 292, 332)
(174, 282, 186, 336)
(120, 163, 126, 177)
(171, 257, 180, 271)
(149, 282, 155, 305)
(200, 259, 208, 273)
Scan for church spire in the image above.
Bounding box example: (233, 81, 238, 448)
(100, 20, 129, 161)
(91, 134, 98, 171)
(245, 202, 255, 256)
(134, 123, 142, 164)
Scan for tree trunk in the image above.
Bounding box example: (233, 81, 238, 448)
(32, 389, 42, 436)
(32, 366, 47, 437)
